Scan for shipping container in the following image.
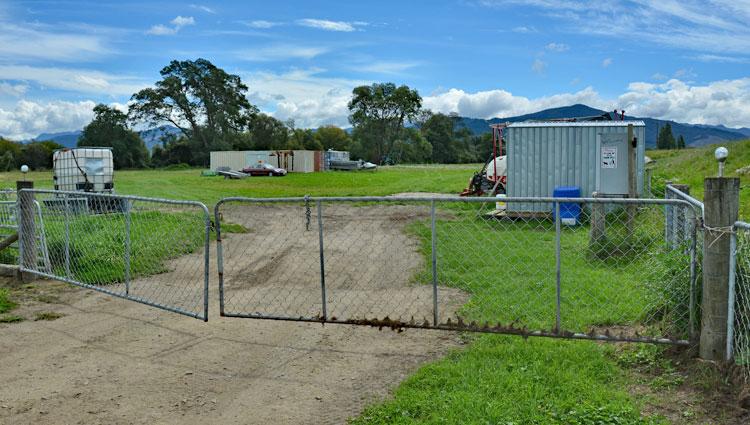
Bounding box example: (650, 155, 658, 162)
(210, 150, 323, 172)
(504, 121, 646, 212)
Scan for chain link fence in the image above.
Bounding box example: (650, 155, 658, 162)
(215, 196, 699, 344)
(17, 189, 211, 320)
(730, 221, 750, 381)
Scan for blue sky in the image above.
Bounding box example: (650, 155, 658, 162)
(1, 0, 749, 139)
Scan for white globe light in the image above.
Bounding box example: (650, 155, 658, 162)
(714, 147, 729, 161)
(20, 165, 29, 173)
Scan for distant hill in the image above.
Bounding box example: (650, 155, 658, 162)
(32, 130, 81, 147)
(29, 125, 182, 150)
(138, 125, 183, 150)
(455, 104, 748, 148)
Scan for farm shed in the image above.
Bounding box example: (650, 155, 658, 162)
(209, 150, 323, 173)
(505, 121, 646, 212)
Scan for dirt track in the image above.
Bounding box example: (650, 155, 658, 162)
(0, 204, 467, 425)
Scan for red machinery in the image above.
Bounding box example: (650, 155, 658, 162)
(460, 123, 508, 196)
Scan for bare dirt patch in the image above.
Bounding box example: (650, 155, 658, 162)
(0, 203, 468, 425)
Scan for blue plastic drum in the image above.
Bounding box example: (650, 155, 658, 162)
(552, 186, 581, 225)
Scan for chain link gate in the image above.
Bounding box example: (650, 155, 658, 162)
(17, 189, 211, 321)
(729, 221, 750, 381)
(215, 195, 700, 344)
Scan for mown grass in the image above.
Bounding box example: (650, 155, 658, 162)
(353, 336, 665, 424)
(0, 164, 477, 206)
(354, 206, 689, 424)
(42, 210, 207, 284)
(648, 139, 750, 219)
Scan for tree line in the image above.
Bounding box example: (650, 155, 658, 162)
(656, 123, 686, 150)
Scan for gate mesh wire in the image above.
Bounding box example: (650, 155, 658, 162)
(733, 223, 750, 381)
(217, 197, 699, 343)
(18, 190, 209, 320)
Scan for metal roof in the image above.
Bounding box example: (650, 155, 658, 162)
(507, 120, 646, 128)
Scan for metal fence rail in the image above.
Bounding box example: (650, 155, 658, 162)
(18, 189, 211, 321)
(729, 221, 750, 380)
(216, 195, 699, 344)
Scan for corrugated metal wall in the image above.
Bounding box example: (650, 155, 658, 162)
(505, 122, 646, 212)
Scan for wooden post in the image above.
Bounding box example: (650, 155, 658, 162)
(699, 177, 739, 361)
(625, 124, 637, 235)
(16, 180, 36, 283)
(670, 184, 690, 248)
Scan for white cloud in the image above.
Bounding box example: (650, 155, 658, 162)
(545, 42, 569, 52)
(0, 100, 98, 140)
(189, 4, 216, 14)
(171, 16, 195, 27)
(601, 58, 612, 68)
(0, 23, 109, 62)
(512, 26, 537, 33)
(296, 18, 364, 32)
(0, 82, 28, 97)
(423, 77, 750, 128)
(617, 78, 750, 128)
(236, 45, 329, 62)
(690, 54, 749, 63)
(480, 0, 750, 55)
(423, 87, 605, 120)
(147, 15, 195, 35)
(243, 68, 368, 128)
(244, 20, 281, 29)
(0, 65, 148, 96)
(531, 59, 546, 74)
(146, 24, 176, 36)
(356, 61, 420, 75)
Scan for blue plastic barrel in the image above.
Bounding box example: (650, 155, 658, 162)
(552, 186, 581, 225)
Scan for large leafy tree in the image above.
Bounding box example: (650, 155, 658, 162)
(315, 125, 351, 151)
(421, 112, 459, 163)
(79, 104, 149, 168)
(348, 83, 422, 164)
(128, 58, 258, 165)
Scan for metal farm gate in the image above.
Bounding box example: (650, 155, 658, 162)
(16, 189, 211, 321)
(215, 196, 701, 345)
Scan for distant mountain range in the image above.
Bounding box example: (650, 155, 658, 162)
(27, 125, 182, 151)
(18, 104, 750, 149)
(455, 104, 748, 148)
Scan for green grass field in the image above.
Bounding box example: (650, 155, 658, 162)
(649, 139, 750, 219)
(0, 164, 477, 206)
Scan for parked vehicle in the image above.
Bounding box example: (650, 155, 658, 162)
(241, 163, 287, 176)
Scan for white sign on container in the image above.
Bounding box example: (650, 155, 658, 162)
(601, 147, 617, 169)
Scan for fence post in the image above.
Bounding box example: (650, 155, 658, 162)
(699, 177, 739, 361)
(317, 200, 327, 321)
(124, 200, 131, 295)
(671, 184, 689, 248)
(726, 229, 738, 361)
(430, 200, 439, 326)
(625, 124, 637, 235)
(664, 181, 675, 247)
(555, 201, 562, 334)
(64, 195, 71, 278)
(16, 180, 35, 283)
